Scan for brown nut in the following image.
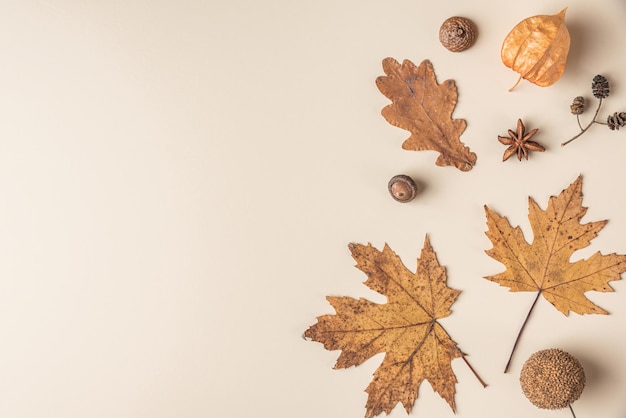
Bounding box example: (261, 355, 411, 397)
(388, 175, 417, 203)
(520, 348, 585, 410)
(439, 16, 477, 52)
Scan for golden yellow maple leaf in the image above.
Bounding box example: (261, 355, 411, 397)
(484, 175, 626, 372)
(305, 236, 485, 418)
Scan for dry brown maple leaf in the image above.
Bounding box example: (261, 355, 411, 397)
(376, 58, 477, 171)
(305, 236, 485, 418)
(484, 175, 626, 372)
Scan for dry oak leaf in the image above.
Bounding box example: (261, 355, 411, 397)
(501, 8, 570, 91)
(304, 236, 485, 418)
(484, 175, 626, 372)
(376, 58, 477, 171)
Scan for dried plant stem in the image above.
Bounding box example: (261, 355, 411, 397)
(576, 114, 584, 131)
(569, 404, 577, 418)
(561, 98, 603, 146)
(460, 354, 488, 388)
(504, 290, 542, 373)
(508, 74, 523, 92)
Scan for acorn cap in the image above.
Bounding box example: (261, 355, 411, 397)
(520, 348, 586, 410)
(439, 16, 477, 52)
(388, 175, 417, 203)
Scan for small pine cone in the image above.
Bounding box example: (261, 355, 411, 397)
(570, 96, 585, 115)
(592, 74, 610, 99)
(607, 112, 626, 130)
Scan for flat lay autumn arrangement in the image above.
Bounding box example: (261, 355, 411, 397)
(304, 7, 626, 418)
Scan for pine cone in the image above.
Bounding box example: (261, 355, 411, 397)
(592, 74, 610, 99)
(607, 112, 626, 130)
(570, 96, 585, 115)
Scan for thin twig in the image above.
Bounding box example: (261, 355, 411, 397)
(569, 403, 577, 418)
(562, 98, 603, 146)
(504, 291, 542, 373)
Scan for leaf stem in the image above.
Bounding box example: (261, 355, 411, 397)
(569, 404, 577, 418)
(504, 290, 542, 373)
(508, 74, 523, 92)
(460, 354, 488, 388)
(561, 98, 603, 147)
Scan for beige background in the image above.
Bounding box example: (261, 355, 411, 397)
(1, 1, 626, 417)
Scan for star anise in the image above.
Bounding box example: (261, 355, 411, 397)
(498, 119, 545, 161)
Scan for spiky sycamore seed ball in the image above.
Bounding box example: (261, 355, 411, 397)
(520, 348, 585, 409)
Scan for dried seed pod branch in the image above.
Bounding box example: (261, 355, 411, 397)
(561, 96, 604, 146)
(561, 74, 625, 146)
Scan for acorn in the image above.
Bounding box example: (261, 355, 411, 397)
(520, 348, 586, 410)
(388, 175, 417, 203)
(439, 16, 477, 52)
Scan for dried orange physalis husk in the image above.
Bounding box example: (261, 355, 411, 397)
(501, 8, 570, 91)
